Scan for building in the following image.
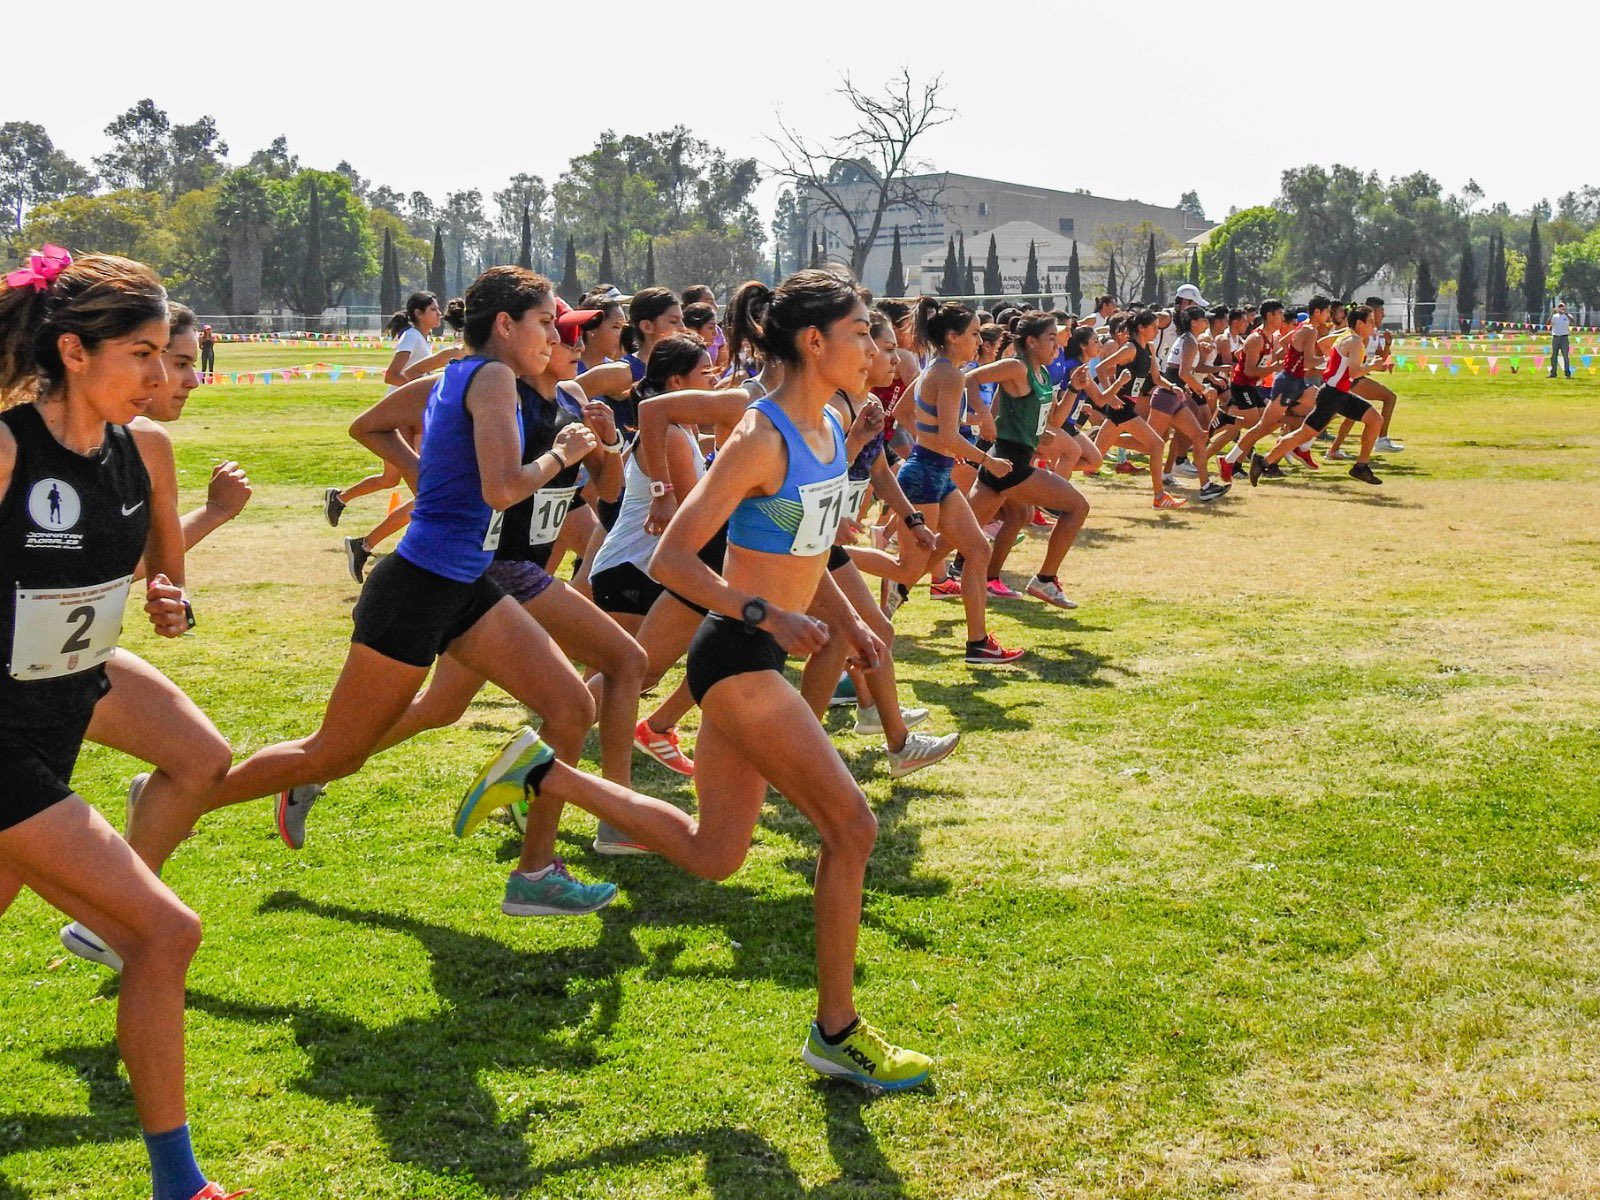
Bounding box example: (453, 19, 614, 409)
(801, 171, 1212, 298)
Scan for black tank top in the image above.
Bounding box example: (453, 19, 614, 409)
(1120, 342, 1151, 397)
(495, 379, 584, 567)
(0, 404, 150, 727)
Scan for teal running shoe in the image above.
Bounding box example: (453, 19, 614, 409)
(456, 727, 553, 838)
(801, 1018, 932, 1093)
(502, 859, 617, 916)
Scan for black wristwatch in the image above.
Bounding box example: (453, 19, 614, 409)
(741, 596, 768, 631)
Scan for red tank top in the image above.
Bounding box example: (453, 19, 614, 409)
(1282, 330, 1307, 379)
(873, 377, 907, 435)
(1324, 336, 1355, 392)
(1230, 332, 1260, 387)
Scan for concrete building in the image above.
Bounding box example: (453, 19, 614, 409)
(801, 171, 1212, 297)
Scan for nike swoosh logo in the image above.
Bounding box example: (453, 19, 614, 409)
(121, 501, 144, 515)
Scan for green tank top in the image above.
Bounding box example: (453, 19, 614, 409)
(993, 362, 1054, 448)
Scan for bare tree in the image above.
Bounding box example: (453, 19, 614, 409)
(767, 70, 951, 278)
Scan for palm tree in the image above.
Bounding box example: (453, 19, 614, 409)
(215, 167, 274, 315)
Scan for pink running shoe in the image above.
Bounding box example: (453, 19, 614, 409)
(633, 719, 694, 777)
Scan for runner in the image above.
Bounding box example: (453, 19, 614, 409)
(0, 249, 243, 1200)
(1095, 311, 1193, 508)
(1159, 306, 1230, 501)
(1327, 295, 1404, 459)
(459, 268, 935, 1091)
(622, 287, 685, 384)
(1228, 298, 1326, 479)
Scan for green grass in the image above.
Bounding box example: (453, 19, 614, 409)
(4, 374, 1600, 1198)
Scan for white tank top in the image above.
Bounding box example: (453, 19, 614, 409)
(589, 427, 707, 577)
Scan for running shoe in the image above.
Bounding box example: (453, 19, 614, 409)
(928, 578, 962, 600)
(1196, 481, 1230, 503)
(1325, 448, 1352, 462)
(456, 727, 554, 839)
(887, 730, 960, 779)
(1029, 508, 1054, 526)
(508, 798, 528, 834)
(125, 771, 150, 824)
(1263, 459, 1286, 478)
(1114, 459, 1138, 475)
(1173, 460, 1199, 478)
(59, 921, 122, 971)
(854, 705, 929, 736)
(1375, 436, 1406, 453)
(1248, 453, 1268, 486)
(985, 578, 1021, 599)
(276, 783, 325, 850)
(1153, 492, 1187, 510)
(964, 635, 1025, 667)
(829, 673, 857, 707)
(1025, 576, 1078, 609)
(344, 536, 372, 583)
(881, 582, 908, 620)
(1316, 429, 1335, 442)
(1162, 471, 1178, 487)
(802, 1019, 932, 1092)
(980, 521, 1003, 540)
(185, 1187, 252, 1200)
(502, 859, 617, 916)
(1349, 462, 1383, 486)
(1291, 447, 1320, 470)
(633, 719, 694, 776)
(323, 487, 346, 527)
(947, 555, 963, 579)
(1219, 458, 1236, 484)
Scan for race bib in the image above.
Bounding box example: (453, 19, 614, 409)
(482, 511, 505, 552)
(846, 477, 871, 516)
(10, 575, 132, 681)
(1036, 402, 1051, 437)
(526, 485, 578, 547)
(791, 474, 850, 557)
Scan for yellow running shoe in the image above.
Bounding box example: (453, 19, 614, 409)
(801, 1017, 932, 1093)
(455, 727, 553, 838)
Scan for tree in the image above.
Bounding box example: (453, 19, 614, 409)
(262, 172, 373, 313)
(598, 231, 617, 286)
(1223, 244, 1239, 305)
(1022, 240, 1040, 297)
(771, 188, 803, 277)
(0, 122, 94, 230)
(367, 207, 427, 302)
(247, 136, 299, 181)
(1278, 164, 1390, 296)
(962, 251, 975, 299)
(1197, 206, 1285, 301)
(297, 179, 327, 316)
(1456, 239, 1478, 331)
(168, 116, 230, 197)
(161, 187, 228, 311)
(518, 205, 532, 269)
(938, 237, 960, 295)
(1140, 232, 1159, 304)
(1187, 248, 1199, 287)
(643, 238, 657, 287)
(429, 227, 447, 297)
(558, 235, 580, 302)
(19, 190, 170, 271)
(494, 173, 548, 270)
(441, 189, 488, 297)
(655, 229, 761, 295)
(1524, 213, 1546, 318)
(1414, 255, 1436, 331)
(884, 226, 906, 297)
(771, 242, 781, 286)
(214, 168, 274, 314)
(1178, 190, 1206, 225)
(1064, 241, 1081, 313)
(1549, 229, 1600, 310)
(1486, 230, 1509, 324)
(1094, 220, 1176, 290)
(1106, 250, 1118, 300)
(982, 234, 1002, 301)
(379, 229, 400, 314)
(810, 231, 822, 268)
(95, 100, 171, 193)
(768, 69, 951, 276)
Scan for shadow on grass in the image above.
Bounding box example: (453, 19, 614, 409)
(0, 1043, 128, 1200)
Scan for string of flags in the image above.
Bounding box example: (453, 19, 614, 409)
(203, 362, 383, 386)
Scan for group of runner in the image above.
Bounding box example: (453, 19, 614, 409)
(0, 246, 1407, 1200)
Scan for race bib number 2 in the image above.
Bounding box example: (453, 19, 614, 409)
(791, 474, 850, 557)
(9, 575, 133, 681)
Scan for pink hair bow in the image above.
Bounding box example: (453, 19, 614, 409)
(5, 244, 72, 293)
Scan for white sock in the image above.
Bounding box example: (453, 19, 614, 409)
(1224, 445, 1244, 464)
(516, 864, 555, 881)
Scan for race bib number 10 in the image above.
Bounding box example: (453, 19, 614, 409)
(10, 575, 133, 681)
(526, 485, 578, 547)
(791, 475, 850, 557)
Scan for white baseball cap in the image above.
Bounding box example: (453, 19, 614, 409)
(1175, 283, 1207, 305)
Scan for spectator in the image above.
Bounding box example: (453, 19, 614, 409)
(1549, 303, 1573, 378)
(199, 324, 216, 377)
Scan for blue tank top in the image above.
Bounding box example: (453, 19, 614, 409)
(727, 398, 849, 556)
(397, 356, 518, 583)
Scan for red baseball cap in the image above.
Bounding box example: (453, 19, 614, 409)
(556, 307, 603, 348)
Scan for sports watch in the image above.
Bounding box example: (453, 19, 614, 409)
(741, 596, 768, 631)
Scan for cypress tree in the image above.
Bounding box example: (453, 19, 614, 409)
(1524, 213, 1546, 319)
(1106, 250, 1119, 300)
(962, 252, 976, 299)
(1223, 243, 1239, 305)
(1487, 231, 1508, 325)
(598, 232, 616, 287)
(643, 239, 656, 287)
(428, 226, 446, 298)
(517, 204, 532, 269)
(558, 235, 580, 302)
(939, 237, 960, 295)
(884, 226, 906, 297)
(301, 179, 326, 317)
(810, 232, 823, 268)
(1065, 241, 1081, 313)
(1021, 240, 1040, 298)
(1414, 254, 1436, 332)
(1140, 231, 1159, 304)
(772, 243, 782, 286)
(1188, 248, 1200, 287)
(982, 234, 1002, 303)
(1457, 239, 1478, 332)
(379, 228, 399, 314)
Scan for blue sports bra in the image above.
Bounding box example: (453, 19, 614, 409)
(727, 398, 849, 556)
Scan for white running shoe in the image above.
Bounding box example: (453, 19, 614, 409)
(1025, 576, 1078, 609)
(1162, 471, 1179, 487)
(855, 705, 929, 736)
(1325, 448, 1352, 462)
(1375, 436, 1405, 453)
(1173, 461, 1199, 478)
(125, 772, 150, 825)
(887, 731, 960, 779)
(60, 922, 123, 971)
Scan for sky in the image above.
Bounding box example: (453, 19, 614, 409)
(6, 0, 1592, 229)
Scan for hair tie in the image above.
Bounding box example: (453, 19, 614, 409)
(5, 244, 72, 293)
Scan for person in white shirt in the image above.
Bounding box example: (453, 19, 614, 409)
(1549, 302, 1573, 378)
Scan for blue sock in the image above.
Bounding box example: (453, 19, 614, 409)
(144, 1123, 206, 1200)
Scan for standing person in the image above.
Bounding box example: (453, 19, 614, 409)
(1549, 301, 1573, 378)
(0, 249, 243, 1200)
(197, 323, 215, 379)
(459, 269, 935, 1091)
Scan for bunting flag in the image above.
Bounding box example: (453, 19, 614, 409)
(197, 362, 383, 386)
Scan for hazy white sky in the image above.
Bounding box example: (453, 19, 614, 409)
(6, 0, 1591, 226)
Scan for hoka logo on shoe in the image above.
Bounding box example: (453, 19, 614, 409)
(843, 1046, 878, 1075)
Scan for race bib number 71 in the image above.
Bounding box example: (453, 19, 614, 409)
(10, 575, 133, 681)
(791, 474, 850, 557)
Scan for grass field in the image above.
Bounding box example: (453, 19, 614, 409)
(3, 370, 1600, 1199)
